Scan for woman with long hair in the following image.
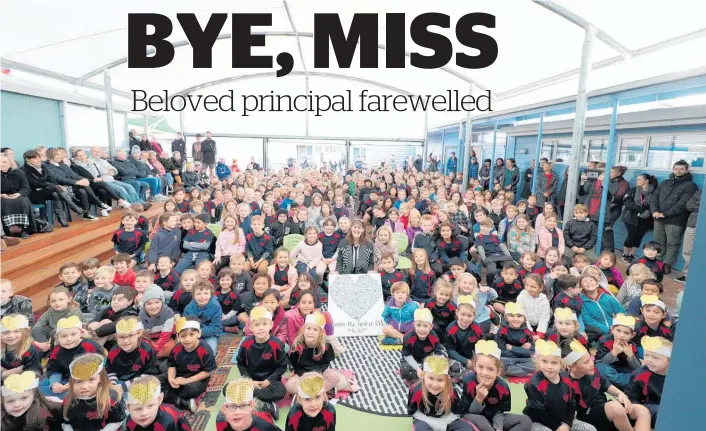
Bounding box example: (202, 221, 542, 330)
(621, 173, 658, 262)
(334, 219, 375, 275)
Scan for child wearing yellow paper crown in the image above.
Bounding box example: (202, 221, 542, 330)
(285, 372, 337, 431)
(633, 295, 674, 351)
(1, 314, 41, 381)
(286, 311, 359, 397)
(407, 355, 475, 431)
(523, 340, 596, 431)
(544, 308, 588, 349)
(459, 340, 532, 431)
(400, 308, 446, 386)
(625, 336, 671, 428)
(125, 375, 192, 431)
(494, 302, 536, 377)
(161, 316, 216, 413)
(1, 371, 63, 431)
(62, 353, 126, 431)
(444, 296, 483, 381)
(105, 316, 159, 394)
(217, 378, 282, 431)
(236, 306, 288, 421)
(39, 316, 102, 400)
(594, 314, 640, 390)
(561, 339, 652, 431)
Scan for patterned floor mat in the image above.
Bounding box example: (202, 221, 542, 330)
(331, 336, 409, 417)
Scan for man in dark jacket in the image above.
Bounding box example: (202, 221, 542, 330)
(128, 129, 141, 153)
(650, 160, 698, 274)
(171, 132, 186, 156)
(130, 149, 165, 200)
(494, 158, 520, 192)
(112, 150, 149, 201)
(677, 189, 700, 283)
(414, 155, 423, 172)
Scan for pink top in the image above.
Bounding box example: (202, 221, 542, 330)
(214, 228, 246, 260)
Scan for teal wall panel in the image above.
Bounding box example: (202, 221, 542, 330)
(1, 91, 63, 165)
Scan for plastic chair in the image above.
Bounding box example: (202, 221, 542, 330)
(393, 232, 408, 254)
(397, 256, 412, 270)
(207, 223, 222, 237)
(283, 234, 305, 252)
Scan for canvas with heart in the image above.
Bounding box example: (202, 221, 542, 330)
(327, 273, 385, 337)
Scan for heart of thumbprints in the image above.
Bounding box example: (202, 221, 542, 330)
(329, 274, 382, 321)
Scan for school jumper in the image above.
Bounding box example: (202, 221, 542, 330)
(495, 323, 535, 376)
(161, 340, 216, 404)
(594, 334, 640, 389)
(236, 335, 288, 402)
(400, 330, 445, 384)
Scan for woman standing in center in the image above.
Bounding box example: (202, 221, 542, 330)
(334, 219, 375, 275)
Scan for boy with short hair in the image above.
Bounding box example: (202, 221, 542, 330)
(236, 306, 288, 420)
(56, 262, 89, 314)
(134, 270, 153, 307)
(88, 266, 119, 320)
(400, 308, 445, 385)
(125, 375, 192, 431)
(163, 317, 216, 412)
(113, 253, 137, 288)
(626, 336, 671, 427)
(627, 279, 664, 318)
(175, 213, 215, 274)
(631, 241, 665, 282)
(525, 195, 540, 223)
(0, 279, 33, 324)
(245, 216, 273, 273)
(594, 314, 640, 390)
(88, 285, 140, 346)
(551, 274, 586, 334)
(318, 218, 343, 276)
(106, 315, 159, 390)
(172, 187, 190, 213)
(379, 252, 408, 301)
(229, 254, 253, 293)
(488, 199, 505, 228)
(147, 212, 182, 273)
(473, 219, 512, 285)
(169, 269, 198, 318)
(498, 205, 519, 243)
(563, 204, 597, 261)
(183, 280, 222, 354)
(492, 263, 524, 314)
(411, 215, 438, 262)
(442, 257, 466, 285)
(155, 256, 180, 292)
(268, 209, 289, 247)
(113, 210, 147, 267)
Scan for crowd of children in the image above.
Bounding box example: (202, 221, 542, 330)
(0, 161, 683, 431)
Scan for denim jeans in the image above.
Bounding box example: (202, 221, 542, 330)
(111, 180, 141, 203)
(103, 181, 130, 203)
(175, 251, 210, 274)
(203, 336, 218, 355)
(139, 177, 162, 196)
(165, 173, 174, 187)
(39, 378, 69, 400)
(595, 362, 632, 390)
(124, 180, 150, 200)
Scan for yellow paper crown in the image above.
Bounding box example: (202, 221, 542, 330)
(250, 306, 273, 322)
(562, 340, 589, 365)
(640, 295, 666, 310)
(414, 308, 433, 323)
(1, 371, 39, 395)
(298, 373, 325, 399)
(535, 340, 561, 357)
(505, 302, 525, 316)
(175, 317, 200, 333)
(69, 353, 104, 380)
(0, 314, 29, 332)
(641, 336, 672, 357)
(475, 340, 501, 359)
(423, 356, 449, 375)
(457, 295, 476, 308)
(224, 379, 254, 404)
(304, 312, 326, 329)
(116, 318, 144, 335)
(127, 378, 161, 404)
(612, 313, 636, 329)
(56, 315, 82, 332)
(554, 307, 577, 321)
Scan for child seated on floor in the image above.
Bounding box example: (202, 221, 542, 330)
(454, 272, 498, 334)
(379, 253, 408, 302)
(161, 317, 216, 412)
(633, 295, 674, 349)
(286, 312, 357, 397)
(40, 316, 102, 400)
(87, 265, 118, 321)
(569, 253, 591, 278)
(442, 257, 466, 286)
(125, 375, 192, 431)
(291, 226, 323, 283)
(626, 279, 668, 320)
(445, 296, 483, 381)
(266, 247, 297, 305)
(141, 285, 176, 359)
(288, 272, 323, 309)
(243, 289, 288, 346)
(630, 241, 665, 282)
(237, 273, 272, 326)
(112, 210, 147, 267)
(544, 307, 588, 347)
(113, 253, 137, 288)
(218, 378, 281, 431)
(183, 280, 222, 354)
(409, 249, 436, 303)
(626, 336, 671, 428)
(494, 302, 535, 377)
(617, 263, 654, 310)
(318, 217, 343, 277)
(406, 355, 472, 431)
(80, 257, 100, 295)
(563, 204, 597, 262)
(229, 254, 253, 294)
(168, 269, 198, 319)
(491, 263, 524, 315)
(596, 251, 624, 296)
(236, 306, 288, 420)
(175, 214, 215, 274)
(381, 282, 419, 346)
(285, 372, 339, 431)
(30, 287, 83, 352)
(154, 256, 180, 293)
(133, 270, 153, 307)
(285, 292, 334, 350)
(245, 216, 273, 274)
(106, 315, 159, 392)
(87, 286, 140, 346)
(425, 280, 457, 341)
(400, 308, 446, 386)
(516, 274, 551, 339)
(196, 259, 216, 286)
(54, 262, 89, 316)
(215, 268, 240, 320)
(594, 314, 640, 390)
(460, 340, 532, 431)
(1, 314, 41, 379)
(551, 274, 586, 335)
(474, 219, 512, 285)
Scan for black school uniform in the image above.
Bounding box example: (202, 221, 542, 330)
(409, 269, 436, 302)
(569, 371, 615, 429)
(272, 265, 293, 287)
(319, 232, 343, 259)
(495, 323, 534, 358)
(492, 278, 523, 303)
(407, 381, 464, 417)
(236, 336, 288, 402)
(216, 288, 239, 315)
(164, 340, 216, 403)
(525, 206, 540, 223)
(595, 334, 638, 372)
(426, 299, 457, 339)
(445, 321, 483, 365)
(544, 329, 588, 348)
(380, 270, 407, 300)
(233, 271, 253, 293)
(461, 373, 512, 422)
(631, 256, 665, 282)
(285, 403, 336, 431)
(245, 233, 274, 261)
(168, 288, 193, 315)
(633, 318, 674, 346)
(238, 290, 264, 315)
(175, 200, 190, 213)
(552, 290, 584, 315)
(93, 304, 140, 338)
(63, 389, 126, 431)
(626, 365, 663, 405)
(127, 405, 192, 431)
(1, 343, 41, 374)
(112, 228, 148, 257)
(155, 269, 180, 292)
(2, 402, 62, 431)
(216, 413, 280, 431)
(523, 371, 578, 430)
(400, 330, 445, 383)
(288, 342, 335, 376)
(106, 340, 159, 383)
(46, 339, 102, 381)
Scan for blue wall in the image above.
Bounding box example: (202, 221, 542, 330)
(1, 91, 64, 164)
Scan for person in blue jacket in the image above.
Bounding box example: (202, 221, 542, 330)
(380, 281, 419, 345)
(215, 157, 231, 181)
(184, 280, 223, 353)
(579, 272, 625, 343)
(446, 152, 458, 176)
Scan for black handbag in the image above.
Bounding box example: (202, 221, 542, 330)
(35, 218, 54, 233)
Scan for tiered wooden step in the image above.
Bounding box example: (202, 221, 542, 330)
(1, 205, 163, 310)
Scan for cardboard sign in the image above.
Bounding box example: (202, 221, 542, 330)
(327, 273, 385, 337)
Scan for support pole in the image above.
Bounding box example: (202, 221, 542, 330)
(60, 101, 69, 150)
(345, 140, 351, 172)
(305, 76, 310, 136)
(563, 26, 596, 226)
(488, 122, 498, 186)
(104, 71, 116, 157)
(422, 110, 429, 169)
(263, 138, 268, 171)
(179, 109, 185, 136)
(657, 180, 706, 430)
(440, 128, 446, 173)
(531, 112, 545, 195)
(595, 97, 619, 252)
(143, 115, 149, 137)
(461, 84, 474, 190)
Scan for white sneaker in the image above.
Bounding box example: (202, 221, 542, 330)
(189, 398, 197, 413)
(100, 209, 110, 217)
(119, 200, 131, 209)
(153, 194, 168, 201)
(100, 203, 112, 211)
